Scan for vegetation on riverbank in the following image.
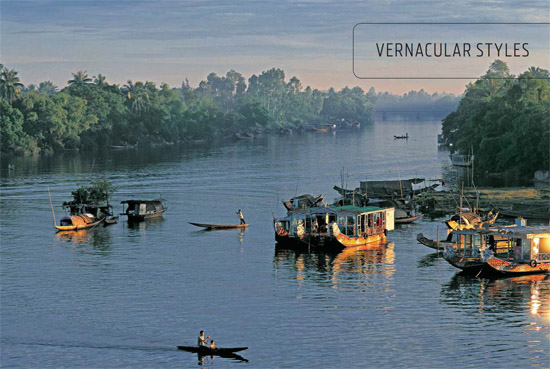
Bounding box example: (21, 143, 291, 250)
(1, 64, 463, 155)
(1, 66, 376, 154)
(442, 60, 550, 178)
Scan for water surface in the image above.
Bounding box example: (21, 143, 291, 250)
(1, 118, 548, 368)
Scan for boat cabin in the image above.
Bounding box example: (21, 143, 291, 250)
(492, 226, 550, 264)
(121, 199, 166, 221)
(275, 205, 394, 247)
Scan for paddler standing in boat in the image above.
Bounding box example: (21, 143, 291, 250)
(236, 209, 245, 225)
(198, 331, 210, 347)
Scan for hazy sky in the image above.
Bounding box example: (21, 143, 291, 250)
(1, 0, 549, 94)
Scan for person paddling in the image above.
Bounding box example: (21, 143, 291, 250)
(236, 209, 245, 225)
(198, 331, 210, 347)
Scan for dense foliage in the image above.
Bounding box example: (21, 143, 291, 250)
(64, 177, 118, 206)
(442, 61, 550, 177)
(2, 66, 377, 154)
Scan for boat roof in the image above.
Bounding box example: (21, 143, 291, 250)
(290, 205, 390, 215)
(121, 199, 165, 204)
(496, 225, 550, 238)
(457, 225, 550, 238)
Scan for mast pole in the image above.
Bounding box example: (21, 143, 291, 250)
(47, 185, 56, 226)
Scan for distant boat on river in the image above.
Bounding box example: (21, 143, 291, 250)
(121, 199, 166, 222)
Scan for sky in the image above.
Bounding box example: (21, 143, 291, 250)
(1, 0, 549, 95)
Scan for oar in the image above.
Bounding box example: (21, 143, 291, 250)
(47, 185, 56, 227)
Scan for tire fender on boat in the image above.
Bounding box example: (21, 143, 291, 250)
(530, 259, 538, 268)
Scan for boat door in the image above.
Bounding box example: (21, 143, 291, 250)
(385, 208, 395, 231)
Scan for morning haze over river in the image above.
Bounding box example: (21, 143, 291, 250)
(1, 116, 548, 368)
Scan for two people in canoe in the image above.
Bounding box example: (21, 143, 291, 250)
(236, 209, 245, 225)
(198, 331, 217, 349)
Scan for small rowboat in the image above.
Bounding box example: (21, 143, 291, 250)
(395, 214, 423, 224)
(177, 346, 248, 354)
(189, 222, 248, 230)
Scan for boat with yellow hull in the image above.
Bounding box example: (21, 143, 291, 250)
(274, 205, 394, 250)
(54, 214, 103, 232)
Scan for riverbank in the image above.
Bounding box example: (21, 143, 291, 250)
(416, 187, 550, 221)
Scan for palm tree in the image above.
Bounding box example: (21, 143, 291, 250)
(38, 81, 58, 95)
(527, 67, 549, 79)
(123, 80, 149, 112)
(94, 74, 107, 86)
(68, 70, 92, 86)
(0, 68, 24, 103)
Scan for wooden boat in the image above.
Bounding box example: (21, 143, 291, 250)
(176, 346, 248, 354)
(481, 225, 550, 276)
(416, 232, 455, 250)
(189, 222, 248, 230)
(283, 194, 324, 211)
(121, 199, 166, 222)
(445, 210, 498, 231)
(274, 205, 394, 249)
(55, 214, 104, 232)
(395, 214, 423, 224)
(450, 153, 473, 167)
(104, 216, 119, 226)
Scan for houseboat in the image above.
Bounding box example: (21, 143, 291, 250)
(480, 226, 550, 276)
(55, 213, 103, 232)
(450, 153, 474, 167)
(440, 223, 550, 276)
(121, 199, 167, 222)
(274, 205, 394, 249)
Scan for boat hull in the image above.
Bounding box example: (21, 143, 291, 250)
(485, 257, 550, 276)
(189, 222, 248, 230)
(54, 215, 103, 232)
(176, 346, 248, 354)
(416, 233, 454, 250)
(395, 214, 423, 224)
(127, 209, 166, 222)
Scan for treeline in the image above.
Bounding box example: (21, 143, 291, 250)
(0, 66, 377, 154)
(442, 60, 550, 177)
(373, 89, 460, 113)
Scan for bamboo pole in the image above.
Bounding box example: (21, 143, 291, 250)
(47, 185, 56, 226)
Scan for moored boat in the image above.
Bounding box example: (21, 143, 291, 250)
(121, 199, 166, 222)
(55, 214, 103, 232)
(439, 222, 550, 276)
(450, 153, 473, 167)
(444, 210, 498, 230)
(416, 231, 455, 251)
(480, 226, 550, 276)
(274, 205, 394, 249)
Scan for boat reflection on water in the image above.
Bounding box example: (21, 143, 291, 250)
(274, 242, 395, 287)
(55, 229, 94, 243)
(126, 216, 164, 231)
(441, 273, 550, 327)
(54, 227, 112, 253)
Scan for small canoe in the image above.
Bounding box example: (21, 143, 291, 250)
(177, 346, 248, 354)
(189, 222, 248, 230)
(104, 216, 119, 226)
(395, 214, 423, 224)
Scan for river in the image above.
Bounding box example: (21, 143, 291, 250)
(1, 118, 548, 368)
